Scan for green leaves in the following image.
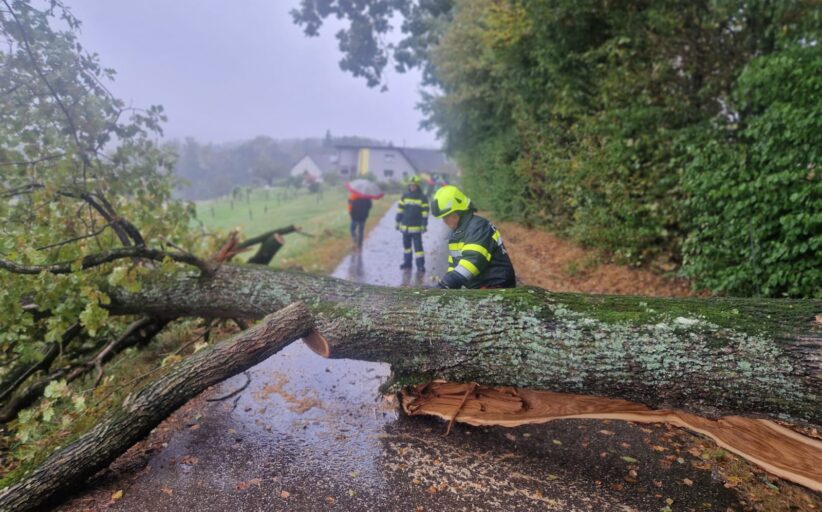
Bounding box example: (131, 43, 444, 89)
(409, 0, 820, 294)
(43, 380, 69, 400)
(0, 2, 209, 445)
(682, 45, 822, 298)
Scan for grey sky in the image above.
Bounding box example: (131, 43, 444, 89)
(67, 0, 439, 148)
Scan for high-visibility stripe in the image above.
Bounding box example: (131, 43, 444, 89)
(414, 251, 424, 257)
(462, 243, 491, 261)
(457, 259, 480, 277)
(403, 198, 424, 205)
(404, 249, 412, 253)
(492, 230, 501, 242)
(404, 226, 423, 232)
(448, 242, 464, 250)
(421, 211, 429, 217)
(447, 266, 454, 272)
(455, 265, 472, 279)
(448, 255, 454, 263)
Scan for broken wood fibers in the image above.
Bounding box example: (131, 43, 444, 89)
(401, 381, 822, 492)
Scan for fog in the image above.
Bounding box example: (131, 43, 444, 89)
(68, 0, 439, 148)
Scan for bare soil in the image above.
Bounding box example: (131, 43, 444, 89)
(493, 219, 696, 296)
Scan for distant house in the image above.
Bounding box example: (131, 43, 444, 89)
(289, 144, 457, 183)
(289, 152, 338, 181)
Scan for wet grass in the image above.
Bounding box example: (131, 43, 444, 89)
(195, 187, 396, 274)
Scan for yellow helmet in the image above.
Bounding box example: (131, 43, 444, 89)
(431, 185, 471, 218)
(408, 175, 421, 185)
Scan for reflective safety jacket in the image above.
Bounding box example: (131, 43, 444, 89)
(395, 188, 429, 232)
(440, 211, 516, 289)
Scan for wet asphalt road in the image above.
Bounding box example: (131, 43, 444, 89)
(85, 204, 743, 511)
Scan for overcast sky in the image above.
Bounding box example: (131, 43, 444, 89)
(67, 0, 439, 148)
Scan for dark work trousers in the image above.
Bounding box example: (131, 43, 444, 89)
(402, 232, 425, 270)
(350, 220, 366, 249)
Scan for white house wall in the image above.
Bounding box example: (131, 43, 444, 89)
(289, 156, 323, 179)
(367, 148, 417, 182)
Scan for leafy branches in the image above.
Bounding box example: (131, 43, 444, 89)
(290, 0, 452, 88)
(0, 245, 214, 277)
(0, 1, 203, 427)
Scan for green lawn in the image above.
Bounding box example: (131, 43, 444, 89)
(194, 186, 395, 273)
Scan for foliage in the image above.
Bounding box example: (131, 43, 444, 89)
(290, 0, 453, 88)
(0, 0, 204, 433)
(681, 45, 822, 297)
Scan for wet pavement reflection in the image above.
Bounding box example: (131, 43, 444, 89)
(107, 203, 743, 511)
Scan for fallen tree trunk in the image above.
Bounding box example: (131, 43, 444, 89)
(0, 302, 312, 512)
(107, 265, 822, 429)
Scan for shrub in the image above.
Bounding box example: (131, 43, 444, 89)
(682, 46, 822, 297)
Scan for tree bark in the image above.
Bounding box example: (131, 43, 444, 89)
(107, 264, 822, 429)
(0, 302, 313, 512)
(245, 233, 286, 265)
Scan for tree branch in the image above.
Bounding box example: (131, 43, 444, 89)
(0, 245, 215, 277)
(0, 323, 81, 403)
(0, 317, 170, 423)
(35, 222, 114, 251)
(2, 0, 92, 167)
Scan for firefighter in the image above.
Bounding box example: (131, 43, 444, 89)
(431, 185, 516, 289)
(396, 175, 429, 271)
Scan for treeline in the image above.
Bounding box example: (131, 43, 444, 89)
(169, 133, 382, 200)
(425, 0, 821, 298)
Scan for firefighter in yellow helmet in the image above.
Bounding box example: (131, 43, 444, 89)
(396, 175, 429, 271)
(431, 185, 516, 289)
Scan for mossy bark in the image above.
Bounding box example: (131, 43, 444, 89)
(107, 265, 822, 428)
(0, 303, 312, 512)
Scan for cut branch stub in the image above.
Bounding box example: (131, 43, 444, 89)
(304, 328, 330, 358)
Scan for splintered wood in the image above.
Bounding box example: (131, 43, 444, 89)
(400, 381, 822, 492)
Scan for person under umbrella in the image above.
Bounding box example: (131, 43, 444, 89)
(345, 179, 384, 251)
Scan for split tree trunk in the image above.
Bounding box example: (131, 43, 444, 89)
(107, 264, 822, 429)
(0, 302, 312, 512)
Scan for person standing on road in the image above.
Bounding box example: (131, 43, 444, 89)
(396, 175, 429, 271)
(431, 185, 516, 289)
(348, 191, 372, 251)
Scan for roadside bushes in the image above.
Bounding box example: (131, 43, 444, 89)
(432, 0, 820, 296)
(682, 46, 822, 298)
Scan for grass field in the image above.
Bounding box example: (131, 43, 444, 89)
(194, 186, 395, 274)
